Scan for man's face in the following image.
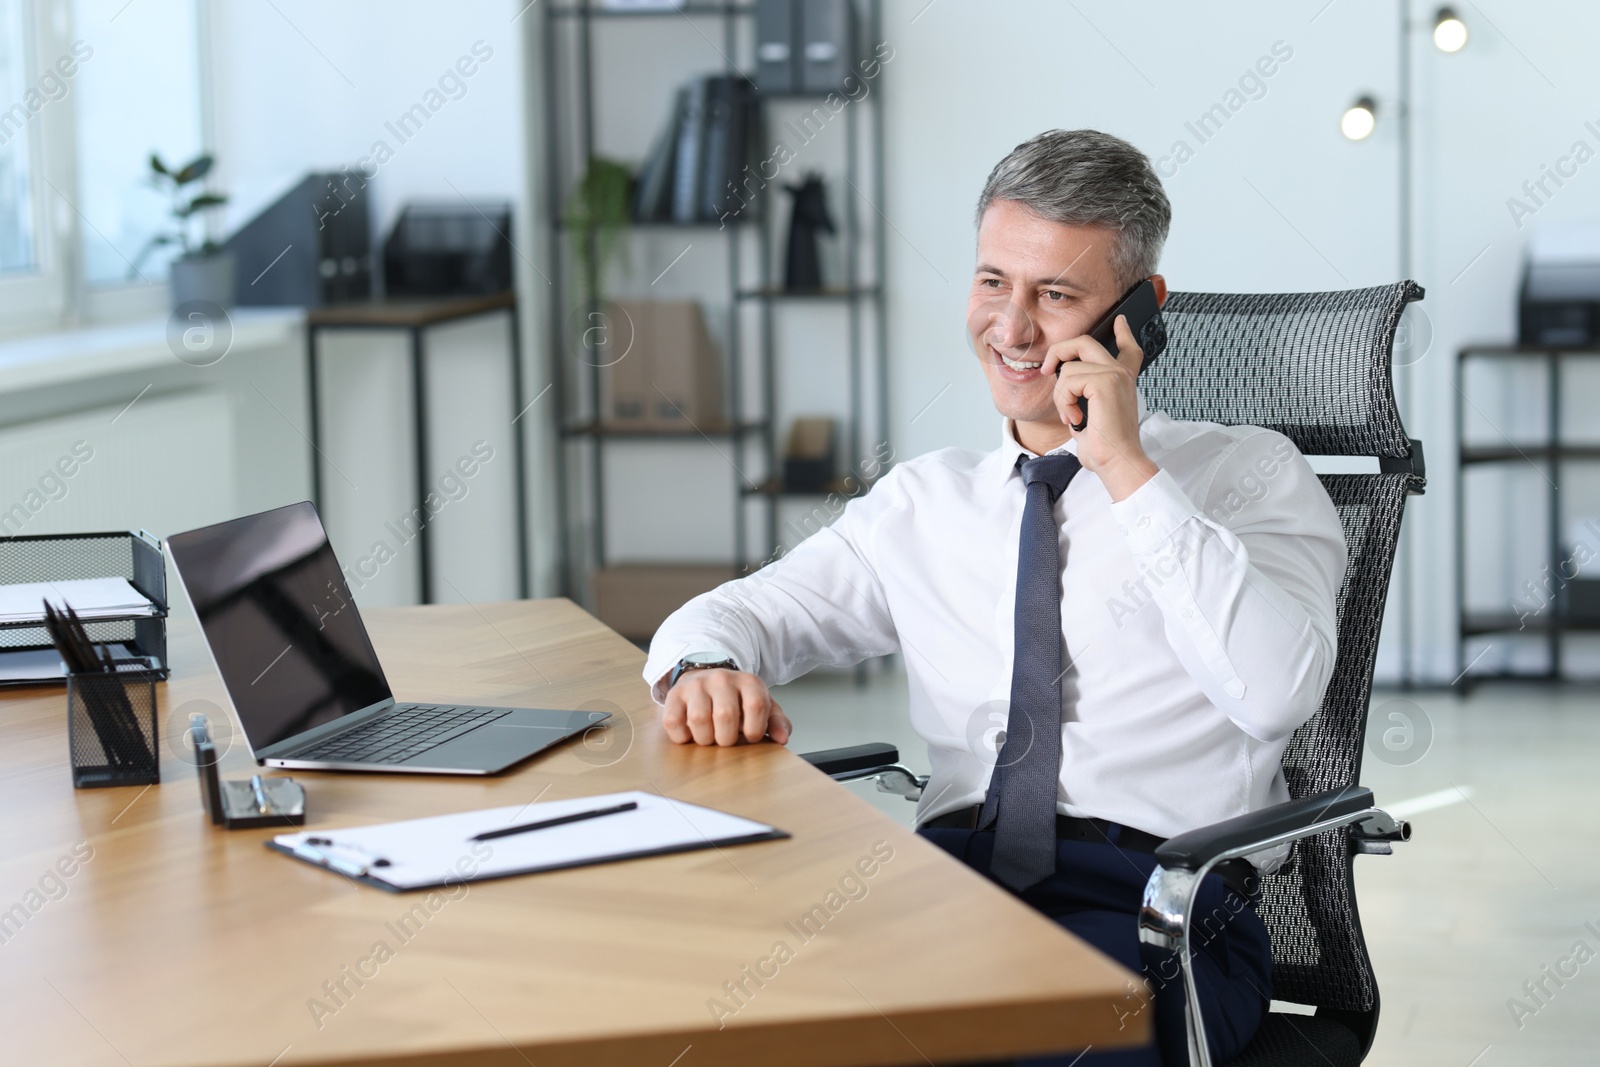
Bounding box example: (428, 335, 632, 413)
(967, 200, 1129, 428)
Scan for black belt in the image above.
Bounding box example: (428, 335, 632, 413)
(922, 804, 1259, 900)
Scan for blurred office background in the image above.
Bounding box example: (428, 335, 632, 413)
(2, 3, 1598, 1061)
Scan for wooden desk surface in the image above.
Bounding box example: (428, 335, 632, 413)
(0, 600, 1145, 1067)
(306, 291, 515, 329)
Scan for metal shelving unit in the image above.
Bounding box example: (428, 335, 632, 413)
(1455, 344, 1600, 686)
(542, 1, 888, 635)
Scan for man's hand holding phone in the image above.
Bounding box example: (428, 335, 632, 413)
(661, 668, 792, 747)
(1040, 312, 1159, 502)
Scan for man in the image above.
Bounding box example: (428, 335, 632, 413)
(642, 129, 1346, 1066)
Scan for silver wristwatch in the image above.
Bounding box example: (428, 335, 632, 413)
(668, 651, 739, 690)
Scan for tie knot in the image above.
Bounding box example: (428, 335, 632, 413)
(1019, 453, 1082, 501)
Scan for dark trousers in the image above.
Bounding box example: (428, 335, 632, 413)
(917, 825, 1273, 1067)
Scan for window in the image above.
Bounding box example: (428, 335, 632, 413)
(0, 0, 205, 335)
(0, 0, 36, 276)
(72, 0, 203, 286)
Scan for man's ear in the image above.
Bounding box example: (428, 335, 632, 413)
(1150, 274, 1169, 308)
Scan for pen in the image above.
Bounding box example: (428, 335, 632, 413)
(471, 800, 639, 842)
(251, 775, 272, 815)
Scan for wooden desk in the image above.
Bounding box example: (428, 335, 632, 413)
(0, 600, 1146, 1067)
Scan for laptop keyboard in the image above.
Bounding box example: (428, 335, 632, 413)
(294, 705, 512, 764)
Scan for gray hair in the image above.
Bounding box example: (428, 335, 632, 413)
(975, 129, 1171, 287)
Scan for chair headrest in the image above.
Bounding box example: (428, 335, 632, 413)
(1141, 281, 1422, 460)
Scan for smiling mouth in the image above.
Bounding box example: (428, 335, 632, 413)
(986, 343, 1043, 374)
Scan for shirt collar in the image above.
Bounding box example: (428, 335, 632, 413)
(996, 394, 1152, 481)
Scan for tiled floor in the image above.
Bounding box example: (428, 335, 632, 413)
(771, 668, 1600, 1066)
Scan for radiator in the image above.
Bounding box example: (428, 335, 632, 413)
(0, 390, 236, 544)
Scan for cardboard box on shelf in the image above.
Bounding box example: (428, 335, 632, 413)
(600, 300, 725, 431)
(592, 563, 738, 642)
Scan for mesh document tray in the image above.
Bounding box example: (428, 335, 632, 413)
(0, 530, 169, 686)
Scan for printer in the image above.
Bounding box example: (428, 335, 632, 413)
(1520, 222, 1600, 348)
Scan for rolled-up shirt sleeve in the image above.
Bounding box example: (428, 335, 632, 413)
(1107, 431, 1347, 742)
(642, 472, 903, 704)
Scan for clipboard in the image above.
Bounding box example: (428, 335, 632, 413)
(266, 790, 788, 892)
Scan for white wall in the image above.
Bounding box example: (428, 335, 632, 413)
(206, 0, 526, 245)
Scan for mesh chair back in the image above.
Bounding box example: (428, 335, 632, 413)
(1150, 283, 1425, 1015)
(1142, 282, 1421, 459)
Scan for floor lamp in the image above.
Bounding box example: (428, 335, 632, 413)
(1339, 4, 1468, 688)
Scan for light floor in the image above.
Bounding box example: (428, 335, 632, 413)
(772, 667, 1600, 1066)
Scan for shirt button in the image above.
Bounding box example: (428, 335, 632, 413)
(1118, 524, 1129, 535)
(1137, 516, 1152, 529)
(1182, 608, 1195, 619)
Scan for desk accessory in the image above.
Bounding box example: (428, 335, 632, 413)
(47, 601, 159, 788)
(783, 416, 837, 491)
(268, 790, 786, 892)
(224, 172, 373, 308)
(0, 530, 169, 687)
(383, 202, 513, 297)
(190, 716, 305, 828)
(469, 799, 638, 841)
(784, 173, 834, 291)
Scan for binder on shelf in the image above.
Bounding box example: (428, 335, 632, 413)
(755, 0, 796, 94)
(639, 74, 757, 225)
(799, 0, 857, 95)
(0, 531, 169, 687)
(632, 89, 682, 222)
(700, 75, 757, 222)
(670, 78, 708, 223)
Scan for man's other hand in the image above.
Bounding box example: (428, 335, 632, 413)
(662, 668, 792, 746)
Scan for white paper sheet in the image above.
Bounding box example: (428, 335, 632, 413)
(0, 577, 158, 623)
(0, 648, 67, 682)
(271, 790, 783, 890)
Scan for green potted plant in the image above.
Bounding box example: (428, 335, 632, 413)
(130, 151, 234, 307)
(563, 155, 633, 309)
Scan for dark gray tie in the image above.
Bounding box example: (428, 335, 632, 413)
(980, 452, 1082, 891)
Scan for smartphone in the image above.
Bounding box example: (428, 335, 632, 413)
(1058, 278, 1163, 431)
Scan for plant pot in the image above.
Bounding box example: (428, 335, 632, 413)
(170, 252, 237, 309)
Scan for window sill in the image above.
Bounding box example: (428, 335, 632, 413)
(0, 307, 305, 397)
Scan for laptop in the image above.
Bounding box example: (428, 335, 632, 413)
(165, 501, 608, 774)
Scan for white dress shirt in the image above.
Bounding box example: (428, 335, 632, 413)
(644, 397, 1347, 865)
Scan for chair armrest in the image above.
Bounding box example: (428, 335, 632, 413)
(799, 743, 900, 776)
(1154, 785, 1380, 871)
(1140, 785, 1410, 1067)
(799, 743, 926, 800)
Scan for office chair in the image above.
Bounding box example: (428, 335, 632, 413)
(800, 281, 1427, 1067)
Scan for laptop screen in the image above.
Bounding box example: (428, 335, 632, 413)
(166, 501, 392, 752)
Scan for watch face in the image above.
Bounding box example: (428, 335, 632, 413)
(684, 652, 731, 667)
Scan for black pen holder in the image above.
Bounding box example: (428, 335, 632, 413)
(67, 668, 160, 788)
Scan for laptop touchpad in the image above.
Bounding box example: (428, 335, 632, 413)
(403, 722, 578, 773)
